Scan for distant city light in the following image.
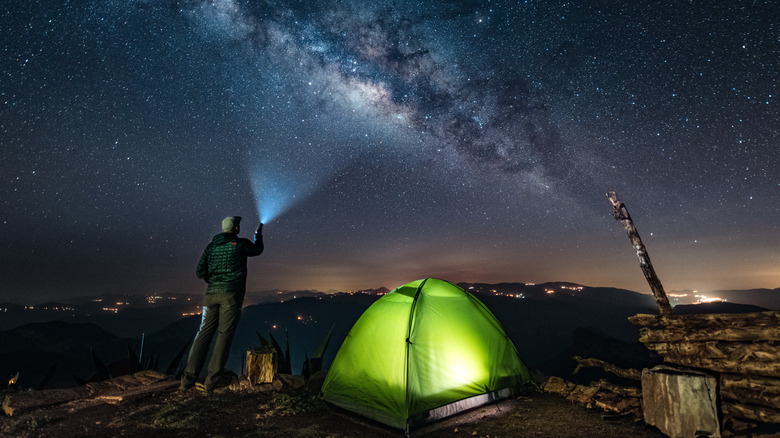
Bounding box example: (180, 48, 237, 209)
(694, 294, 725, 304)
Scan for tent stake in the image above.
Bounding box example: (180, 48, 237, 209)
(606, 191, 672, 315)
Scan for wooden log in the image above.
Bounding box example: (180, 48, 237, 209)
(565, 384, 600, 404)
(607, 191, 672, 315)
(659, 354, 780, 378)
(720, 374, 780, 409)
(721, 373, 780, 395)
(2, 387, 87, 416)
(723, 417, 780, 436)
(572, 356, 642, 380)
(629, 311, 780, 329)
(246, 346, 277, 385)
(638, 326, 780, 343)
(589, 379, 642, 397)
(93, 380, 178, 405)
(543, 376, 640, 415)
(83, 369, 170, 394)
(644, 341, 780, 363)
(722, 390, 780, 411)
(722, 400, 780, 424)
(593, 391, 641, 414)
(1, 370, 175, 416)
(542, 376, 577, 396)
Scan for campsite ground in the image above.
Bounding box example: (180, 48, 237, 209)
(1, 378, 664, 438)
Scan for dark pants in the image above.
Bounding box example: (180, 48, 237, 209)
(181, 292, 243, 390)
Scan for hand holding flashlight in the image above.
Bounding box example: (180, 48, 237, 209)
(254, 222, 263, 244)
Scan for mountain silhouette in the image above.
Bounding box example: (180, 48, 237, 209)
(0, 321, 139, 389)
(2, 283, 773, 390)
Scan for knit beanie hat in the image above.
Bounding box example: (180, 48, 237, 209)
(221, 216, 242, 232)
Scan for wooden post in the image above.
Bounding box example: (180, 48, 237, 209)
(607, 191, 672, 315)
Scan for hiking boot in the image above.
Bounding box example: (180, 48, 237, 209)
(195, 382, 214, 397)
(179, 377, 196, 392)
(203, 372, 236, 393)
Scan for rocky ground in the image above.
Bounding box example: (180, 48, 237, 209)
(1, 372, 664, 438)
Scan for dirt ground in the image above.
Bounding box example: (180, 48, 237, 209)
(1, 381, 664, 438)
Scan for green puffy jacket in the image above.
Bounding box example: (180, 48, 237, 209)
(196, 232, 264, 295)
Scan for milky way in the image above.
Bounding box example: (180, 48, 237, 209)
(1, 0, 778, 302)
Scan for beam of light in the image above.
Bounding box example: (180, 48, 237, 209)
(248, 135, 358, 223)
(249, 161, 323, 224)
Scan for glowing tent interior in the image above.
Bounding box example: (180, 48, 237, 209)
(320, 278, 532, 430)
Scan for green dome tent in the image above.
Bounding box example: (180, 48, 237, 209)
(321, 278, 531, 430)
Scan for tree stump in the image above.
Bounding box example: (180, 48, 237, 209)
(246, 346, 277, 385)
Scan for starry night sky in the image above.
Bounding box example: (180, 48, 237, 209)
(2, 0, 778, 303)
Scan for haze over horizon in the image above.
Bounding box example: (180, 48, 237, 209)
(2, 1, 778, 303)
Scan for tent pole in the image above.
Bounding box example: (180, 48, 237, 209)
(404, 278, 427, 430)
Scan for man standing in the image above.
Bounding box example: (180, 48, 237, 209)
(180, 216, 264, 395)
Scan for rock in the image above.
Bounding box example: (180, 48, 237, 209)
(641, 365, 720, 438)
(230, 375, 252, 391)
(277, 374, 305, 388)
(305, 371, 327, 392)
